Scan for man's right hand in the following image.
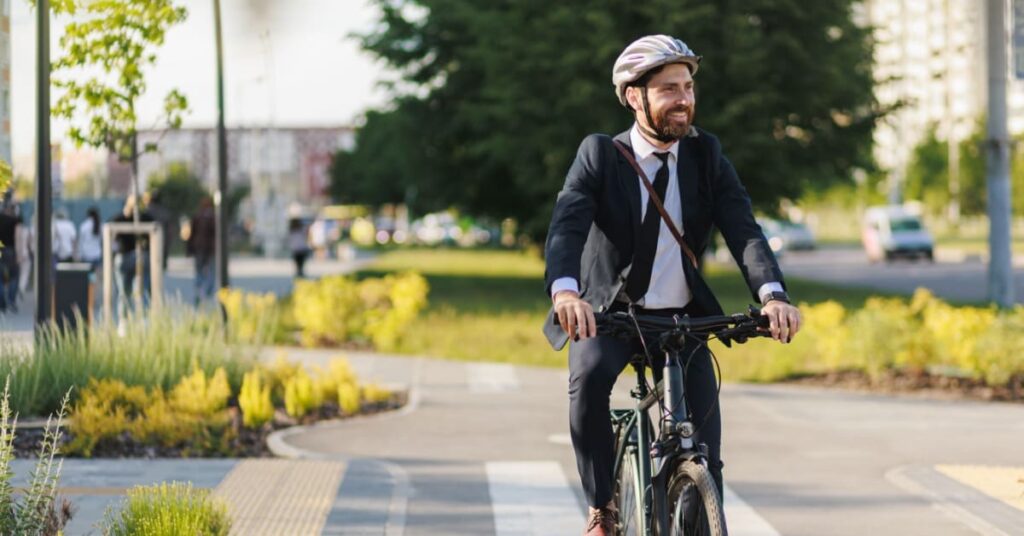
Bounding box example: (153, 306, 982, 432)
(553, 291, 596, 341)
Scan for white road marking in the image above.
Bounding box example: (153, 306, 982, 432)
(724, 485, 781, 536)
(546, 434, 572, 446)
(486, 461, 582, 536)
(467, 363, 520, 393)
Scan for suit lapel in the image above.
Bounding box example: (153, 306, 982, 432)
(676, 137, 700, 250)
(613, 130, 642, 248)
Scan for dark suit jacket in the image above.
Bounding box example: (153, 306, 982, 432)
(542, 127, 786, 350)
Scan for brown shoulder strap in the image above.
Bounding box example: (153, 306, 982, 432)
(613, 139, 699, 269)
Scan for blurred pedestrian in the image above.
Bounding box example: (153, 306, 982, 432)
(0, 204, 22, 313)
(112, 196, 154, 315)
(77, 206, 103, 270)
(77, 206, 104, 314)
(52, 208, 77, 263)
(288, 218, 311, 278)
(144, 190, 175, 270)
(16, 209, 33, 296)
(187, 196, 217, 304)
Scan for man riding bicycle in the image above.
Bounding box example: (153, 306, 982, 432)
(542, 35, 802, 536)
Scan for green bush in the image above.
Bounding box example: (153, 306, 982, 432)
(102, 482, 230, 536)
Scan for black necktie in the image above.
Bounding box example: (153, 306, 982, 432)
(625, 152, 671, 302)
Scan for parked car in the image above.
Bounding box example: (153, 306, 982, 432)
(861, 205, 934, 262)
(758, 218, 817, 253)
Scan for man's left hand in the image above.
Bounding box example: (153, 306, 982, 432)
(761, 301, 801, 343)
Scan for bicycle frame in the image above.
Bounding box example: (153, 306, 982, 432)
(613, 345, 706, 535)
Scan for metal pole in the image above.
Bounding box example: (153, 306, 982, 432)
(945, 0, 961, 225)
(986, 0, 1015, 307)
(35, 0, 52, 328)
(213, 0, 229, 290)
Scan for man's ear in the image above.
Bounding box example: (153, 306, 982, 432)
(625, 86, 642, 112)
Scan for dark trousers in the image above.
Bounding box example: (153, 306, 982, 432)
(568, 309, 724, 508)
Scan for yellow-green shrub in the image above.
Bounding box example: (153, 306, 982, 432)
(67, 379, 148, 457)
(239, 370, 274, 429)
(337, 382, 360, 415)
(717, 288, 1024, 387)
(218, 288, 282, 345)
(362, 383, 392, 405)
(283, 369, 322, 419)
(171, 366, 231, 416)
(291, 272, 429, 349)
(313, 357, 359, 401)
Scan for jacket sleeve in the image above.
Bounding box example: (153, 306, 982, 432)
(543, 134, 606, 296)
(709, 147, 786, 302)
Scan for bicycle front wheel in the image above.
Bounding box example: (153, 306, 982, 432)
(664, 460, 726, 536)
(613, 432, 644, 534)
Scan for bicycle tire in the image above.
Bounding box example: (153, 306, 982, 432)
(613, 428, 644, 535)
(663, 460, 726, 536)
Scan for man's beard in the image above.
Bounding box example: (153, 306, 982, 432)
(652, 105, 694, 139)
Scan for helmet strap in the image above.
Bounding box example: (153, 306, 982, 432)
(638, 87, 678, 143)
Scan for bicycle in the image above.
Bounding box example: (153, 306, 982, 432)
(593, 307, 769, 536)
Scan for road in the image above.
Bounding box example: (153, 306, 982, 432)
(766, 246, 1024, 305)
(273, 350, 1024, 536)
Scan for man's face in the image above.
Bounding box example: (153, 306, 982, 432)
(627, 63, 696, 139)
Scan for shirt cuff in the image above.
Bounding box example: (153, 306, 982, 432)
(551, 277, 580, 299)
(757, 282, 785, 303)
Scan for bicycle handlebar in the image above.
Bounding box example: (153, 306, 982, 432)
(553, 305, 771, 346)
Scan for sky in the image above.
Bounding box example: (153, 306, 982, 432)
(9, 0, 391, 169)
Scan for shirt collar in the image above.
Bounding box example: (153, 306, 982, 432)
(629, 123, 696, 162)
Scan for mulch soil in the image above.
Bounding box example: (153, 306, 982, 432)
(13, 392, 407, 459)
(782, 369, 1024, 403)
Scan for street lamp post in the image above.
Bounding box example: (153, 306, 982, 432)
(986, 0, 1014, 307)
(35, 0, 53, 328)
(213, 0, 229, 290)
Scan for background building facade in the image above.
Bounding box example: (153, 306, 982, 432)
(107, 126, 354, 255)
(0, 0, 11, 164)
(868, 0, 1024, 204)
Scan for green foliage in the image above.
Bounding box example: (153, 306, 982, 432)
(238, 371, 273, 429)
(147, 163, 208, 220)
(0, 306, 255, 417)
(50, 0, 189, 163)
(0, 379, 72, 535)
(336, 0, 880, 240)
(905, 121, 1024, 217)
(0, 159, 11, 196)
(102, 482, 230, 536)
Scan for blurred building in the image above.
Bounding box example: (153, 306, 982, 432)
(0, 0, 11, 164)
(107, 126, 354, 255)
(866, 0, 1024, 202)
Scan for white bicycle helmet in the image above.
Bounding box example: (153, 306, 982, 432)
(612, 35, 701, 108)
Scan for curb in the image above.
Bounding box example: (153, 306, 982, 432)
(267, 380, 421, 460)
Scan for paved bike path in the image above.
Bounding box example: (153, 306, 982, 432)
(275, 349, 1024, 536)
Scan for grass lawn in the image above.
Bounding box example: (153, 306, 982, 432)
(358, 248, 891, 369)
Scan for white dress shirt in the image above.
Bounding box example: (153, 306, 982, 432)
(551, 124, 783, 307)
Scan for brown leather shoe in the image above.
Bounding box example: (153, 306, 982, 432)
(584, 506, 618, 536)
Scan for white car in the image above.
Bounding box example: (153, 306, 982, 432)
(861, 206, 934, 262)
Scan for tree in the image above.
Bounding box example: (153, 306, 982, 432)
(48, 0, 188, 307)
(147, 163, 208, 220)
(338, 0, 881, 242)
